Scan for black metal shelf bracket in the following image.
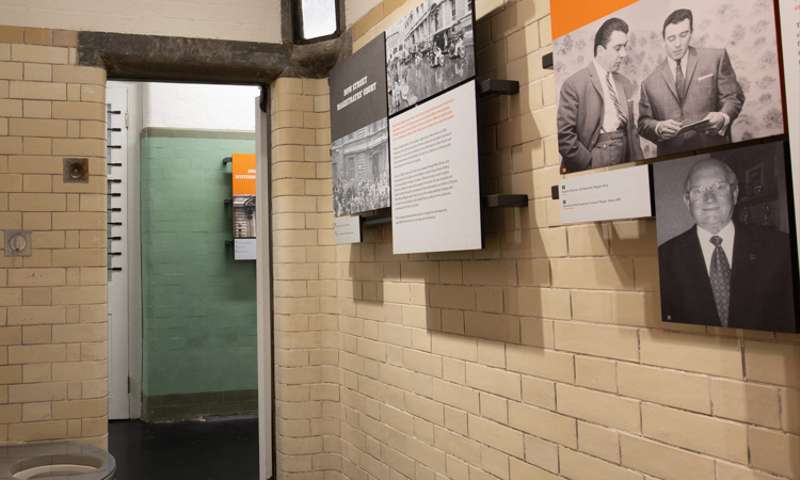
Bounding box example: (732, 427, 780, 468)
(483, 194, 528, 208)
(478, 79, 520, 97)
(542, 52, 554, 70)
(362, 215, 392, 227)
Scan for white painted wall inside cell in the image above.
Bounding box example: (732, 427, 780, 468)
(0, 0, 281, 43)
(345, 0, 382, 26)
(142, 82, 261, 131)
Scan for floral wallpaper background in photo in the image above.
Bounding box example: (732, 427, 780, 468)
(554, 0, 785, 159)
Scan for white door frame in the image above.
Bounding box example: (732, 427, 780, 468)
(106, 85, 130, 420)
(255, 90, 274, 480)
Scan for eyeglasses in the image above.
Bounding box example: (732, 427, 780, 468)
(686, 182, 733, 199)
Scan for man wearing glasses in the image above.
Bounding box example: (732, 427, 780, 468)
(657, 158, 795, 331)
(639, 9, 745, 157)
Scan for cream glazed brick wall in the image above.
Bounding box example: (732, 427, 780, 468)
(0, 26, 108, 448)
(266, 1, 800, 480)
(270, 78, 344, 479)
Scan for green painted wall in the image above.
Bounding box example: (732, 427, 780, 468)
(141, 128, 257, 398)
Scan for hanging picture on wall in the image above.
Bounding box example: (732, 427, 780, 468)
(385, 0, 476, 116)
(231, 152, 257, 261)
(329, 34, 391, 217)
(653, 140, 798, 332)
(389, 80, 482, 254)
(552, 0, 786, 173)
(779, 0, 800, 257)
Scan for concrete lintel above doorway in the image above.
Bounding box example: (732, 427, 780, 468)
(79, 30, 347, 83)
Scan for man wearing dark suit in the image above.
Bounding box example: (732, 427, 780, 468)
(558, 17, 643, 173)
(639, 9, 745, 157)
(658, 158, 796, 332)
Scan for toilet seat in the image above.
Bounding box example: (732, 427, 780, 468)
(0, 442, 115, 480)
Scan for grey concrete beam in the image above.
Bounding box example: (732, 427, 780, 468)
(79, 1, 352, 84)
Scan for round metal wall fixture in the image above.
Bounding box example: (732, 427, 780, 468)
(63, 157, 90, 183)
(4, 230, 32, 257)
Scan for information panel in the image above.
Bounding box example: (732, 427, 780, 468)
(781, 0, 800, 257)
(329, 34, 391, 217)
(232, 152, 256, 261)
(559, 165, 652, 224)
(389, 80, 481, 254)
(335, 216, 362, 245)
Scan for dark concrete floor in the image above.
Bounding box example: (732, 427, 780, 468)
(109, 416, 259, 480)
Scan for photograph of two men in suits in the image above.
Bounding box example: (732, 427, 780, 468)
(555, 1, 785, 173)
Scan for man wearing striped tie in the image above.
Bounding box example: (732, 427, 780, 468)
(657, 157, 795, 332)
(557, 17, 644, 173)
(639, 9, 745, 157)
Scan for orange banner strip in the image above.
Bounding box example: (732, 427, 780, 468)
(552, 0, 639, 40)
(232, 153, 257, 196)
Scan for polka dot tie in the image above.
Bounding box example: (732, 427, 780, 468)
(709, 236, 731, 327)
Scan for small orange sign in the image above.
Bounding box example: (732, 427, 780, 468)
(552, 0, 639, 39)
(232, 153, 256, 196)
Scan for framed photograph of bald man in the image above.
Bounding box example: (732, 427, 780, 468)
(653, 141, 799, 332)
(553, 0, 786, 173)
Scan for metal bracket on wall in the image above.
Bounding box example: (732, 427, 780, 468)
(483, 194, 528, 208)
(542, 52, 554, 70)
(551, 185, 560, 200)
(478, 79, 520, 97)
(360, 194, 529, 229)
(222, 157, 232, 166)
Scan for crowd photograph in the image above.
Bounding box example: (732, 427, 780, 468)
(386, 0, 475, 115)
(332, 119, 391, 216)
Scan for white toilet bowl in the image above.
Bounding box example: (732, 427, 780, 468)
(0, 442, 115, 480)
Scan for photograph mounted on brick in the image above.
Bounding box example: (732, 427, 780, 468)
(385, 0, 476, 116)
(329, 34, 391, 217)
(553, 0, 786, 173)
(653, 140, 799, 332)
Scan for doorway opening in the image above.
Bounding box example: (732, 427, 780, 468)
(104, 81, 272, 479)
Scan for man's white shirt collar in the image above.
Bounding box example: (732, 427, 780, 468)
(696, 221, 735, 274)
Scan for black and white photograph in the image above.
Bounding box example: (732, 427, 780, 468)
(653, 141, 798, 332)
(386, 0, 475, 116)
(332, 119, 391, 216)
(555, 0, 785, 173)
(329, 34, 392, 217)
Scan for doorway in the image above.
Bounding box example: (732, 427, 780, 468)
(105, 81, 273, 479)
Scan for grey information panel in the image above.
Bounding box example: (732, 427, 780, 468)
(329, 34, 391, 218)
